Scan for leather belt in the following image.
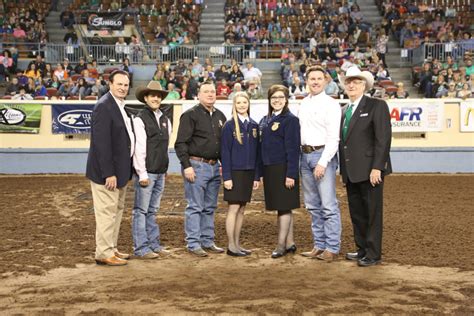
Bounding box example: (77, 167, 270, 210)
(190, 156, 218, 165)
(301, 145, 325, 154)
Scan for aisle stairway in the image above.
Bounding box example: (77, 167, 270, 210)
(198, 0, 226, 45)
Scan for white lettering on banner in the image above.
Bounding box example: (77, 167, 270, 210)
(460, 101, 474, 132)
(388, 100, 444, 132)
(90, 17, 123, 27)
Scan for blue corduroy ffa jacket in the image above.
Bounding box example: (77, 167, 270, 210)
(220, 118, 260, 181)
(258, 111, 301, 179)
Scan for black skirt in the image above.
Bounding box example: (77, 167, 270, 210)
(263, 163, 300, 211)
(223, 170, 255, 203)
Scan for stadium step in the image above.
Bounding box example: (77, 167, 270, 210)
(45, 11, 68, 44)
(199, 0, 226, 45)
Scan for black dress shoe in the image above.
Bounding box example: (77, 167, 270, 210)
(286, 244, 297, 254)
(226, 249, 247, 257)
(357, 257, 382, 267)
(345, 251, 365, 261)
(271, 248, 287, 259)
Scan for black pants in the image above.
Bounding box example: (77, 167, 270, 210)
(346, 179, 384, 260)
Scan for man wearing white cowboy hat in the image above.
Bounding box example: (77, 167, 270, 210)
(131, 81, 172, 259)
(339, 66, 392, 267)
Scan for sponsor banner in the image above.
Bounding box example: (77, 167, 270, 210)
(52, 104, 93, 134)
(52, 103, 174, 134)
(0, 103, 42, 134)
(87, 12, 125, 31)
(460, 101, 474, 132)
(388, 101, 443, 132)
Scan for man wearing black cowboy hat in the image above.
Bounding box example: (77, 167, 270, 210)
(131, 81, 172, 259)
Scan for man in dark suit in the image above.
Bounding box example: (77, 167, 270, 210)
(339, 67, 392, 267)
(86, 70, 134, 266)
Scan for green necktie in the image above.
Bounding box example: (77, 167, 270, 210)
(342, 104, 354, 142)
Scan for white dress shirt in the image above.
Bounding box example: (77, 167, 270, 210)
(111, 94, 135, 157)
(299, 91, 341, 168)
(133, 109, 172, 181)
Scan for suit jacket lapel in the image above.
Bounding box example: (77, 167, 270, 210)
(345, 95, 368, 142)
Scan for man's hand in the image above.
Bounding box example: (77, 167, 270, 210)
(285, 177, 295, 189)
(370, 169, 382, 187)
(184, 167, 196, 183)
(105, 176, 117, 191)
(139, 179, 150, 187)
(253, 181, 259, 190)
(224, 180, 233, 190)
(314, 164, 326, 180)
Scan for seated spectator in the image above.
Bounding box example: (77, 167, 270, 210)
(0, 50, 14, 82)
(53, 64, 68, 81)
(6, 77, 20, 96)
(12, 24, 26, 39)
(229, 64, 244, 85)
(242, 62, 262, 86)
(457, 83, 472, 99)
(24, 64, 41, 81)
(12, 87, 34, 100)
(164, 83, 180, 100)
(34, 82, 48, 98)
(228, 82, 242, 100)
(152, 69, 167, 88)
(74, 57, 87, 75)
(246, 80, 263, 100)
(325, 77, 340, 97)
(391, 82, 409, 99)
(174, 60, 187, 76)
(48, 75, 62, 90)
(216, 79, 232, 98)
(71, 77, 91, 99)
(444, 82, 458, 98)
(82, 70, 96, 86)
(91, 79, 107, 98)
(119, 57, 133, 85)
(466, 59, 474, 77)
(289, 76, 307, 99)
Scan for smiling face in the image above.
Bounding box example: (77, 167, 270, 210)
(344, 77, 366, 101)
(270, 90, 286, 112)
(234, 95, 249, 116)
(144, 92, 162, 111)
(307, 69, 327, 96)
(109, 73, 130, 101)
(198, 82, 216, 109)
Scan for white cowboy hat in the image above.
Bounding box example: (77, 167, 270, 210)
(339, 66, 374, 92)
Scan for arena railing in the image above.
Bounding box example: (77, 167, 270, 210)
(401, 40, 474, 65)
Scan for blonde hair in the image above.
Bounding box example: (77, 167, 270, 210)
(232, 92, 250, 145)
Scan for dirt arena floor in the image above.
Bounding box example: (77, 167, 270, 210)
(0, 174, 473, 314)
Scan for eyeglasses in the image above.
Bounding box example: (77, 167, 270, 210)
(345, 80, 365, 86)
(270, 96, 286, 100)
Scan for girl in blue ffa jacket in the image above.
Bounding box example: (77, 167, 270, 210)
(221, 92, 260, 257)
(259, 84, 301, 259)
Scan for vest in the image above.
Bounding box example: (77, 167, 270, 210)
(137, 106, 170, 174)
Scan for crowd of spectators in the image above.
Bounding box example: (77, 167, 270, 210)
(0, 2, 49, 54)
(1, 54, 120, 100)
(412, 55, 473, 99)
(147, 57, 265, 101)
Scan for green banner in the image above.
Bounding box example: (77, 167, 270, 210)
(0, 103, 43, 134)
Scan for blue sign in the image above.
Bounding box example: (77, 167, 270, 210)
(52, 104, 93, 134)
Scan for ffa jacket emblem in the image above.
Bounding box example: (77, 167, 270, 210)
(271, 122, 280, 131)
(252, 128, 257, 138)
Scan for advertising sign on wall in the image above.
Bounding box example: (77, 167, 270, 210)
(87, 12, 125, 31)
(388, 101, 444, 132)
(460, 101, 474, 132)
(0, 103, 42, 134)
(52, 104, 93, 134)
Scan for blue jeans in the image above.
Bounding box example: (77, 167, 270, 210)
(300, 149, 341, 253)
(132, 173, 165, 256)
(183, 160, 221, 250)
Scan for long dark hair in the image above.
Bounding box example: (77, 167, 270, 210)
(267, 84, 289, 117)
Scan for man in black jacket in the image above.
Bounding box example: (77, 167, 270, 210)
(339, 67, 392, 267)
(131, 81, 171, 259)
(175, 81, 227, 257)
(86, 70, 134, 266)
